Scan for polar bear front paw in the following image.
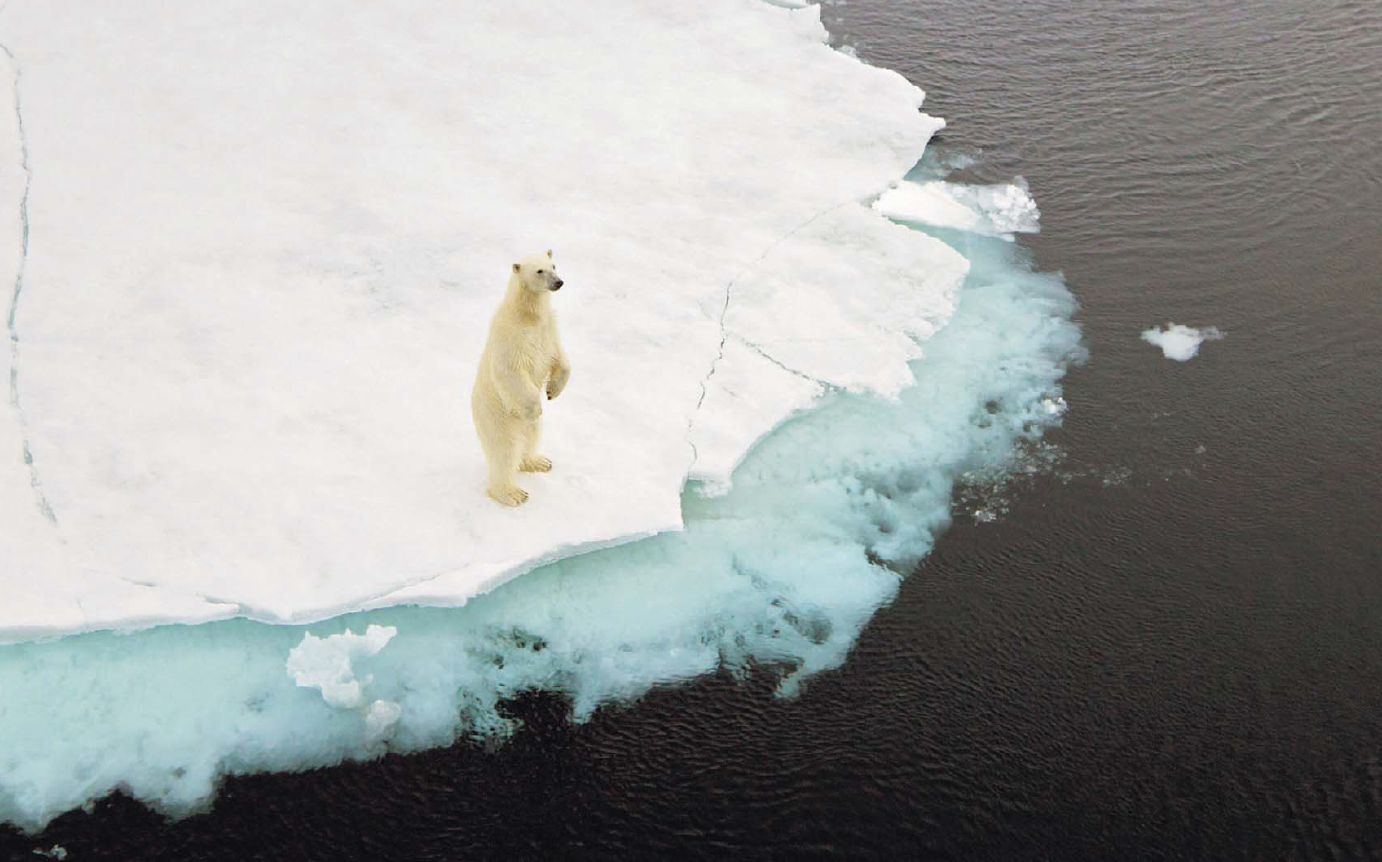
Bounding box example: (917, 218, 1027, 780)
(520, 455, 552, 473)
(488, 485, 529, 507)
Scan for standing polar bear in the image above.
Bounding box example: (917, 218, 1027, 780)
(472, 250, 571, 506)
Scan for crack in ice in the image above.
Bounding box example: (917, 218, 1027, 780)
(0, 33, 54, 524)
(685, 201, 849, 468)
(732, 334, 831, 389)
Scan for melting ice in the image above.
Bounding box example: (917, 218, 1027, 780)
(0, 0, 1083, 833)
(1142, 323, 1225, 361)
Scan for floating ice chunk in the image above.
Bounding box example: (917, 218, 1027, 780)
(974, 180, 1042, 234)
(873, 178, 1040, 238)
(286, 625, 397, 709)
(1141, 323, 1225, 361)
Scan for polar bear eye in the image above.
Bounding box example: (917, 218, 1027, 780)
(537, 269, 545, 274)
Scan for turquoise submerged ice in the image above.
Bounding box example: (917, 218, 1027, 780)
(0, 216, 1082, 831)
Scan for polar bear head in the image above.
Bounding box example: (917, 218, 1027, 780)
(511, 250, 564, 292)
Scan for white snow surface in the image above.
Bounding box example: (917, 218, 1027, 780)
(1141, 323, 1225, 361)
(0, 0, 962, 641)
(873, 178, 1040, 238)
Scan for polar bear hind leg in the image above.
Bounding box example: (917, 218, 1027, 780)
(476, 412, 528, 506)
(518, 416, 551, 473)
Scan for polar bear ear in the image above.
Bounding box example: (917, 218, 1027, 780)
(545, 249, 553, 259)
(512, 262, 521, 273)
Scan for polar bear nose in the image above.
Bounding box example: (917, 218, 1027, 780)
(551, 278, 564, 291)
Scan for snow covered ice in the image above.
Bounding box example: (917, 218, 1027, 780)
(0, 0, 954, 638)
(1141, 323, 1225, 361)
(0, 0, 1083, 832)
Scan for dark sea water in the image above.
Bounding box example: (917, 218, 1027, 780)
(6, 0, 1382, 858)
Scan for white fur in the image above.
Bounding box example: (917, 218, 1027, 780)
(471, 251, 570, 506)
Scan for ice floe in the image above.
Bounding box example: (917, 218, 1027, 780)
(0, 0, 1086, 832)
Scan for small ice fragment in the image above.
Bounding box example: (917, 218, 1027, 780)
(285, 625, 397, 709)
(970, 180, 1041, 234)
(1141, 323, 1225, 361)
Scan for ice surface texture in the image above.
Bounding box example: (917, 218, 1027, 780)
(1142, 323, 1225, 361)
(0, 0, 953, 639)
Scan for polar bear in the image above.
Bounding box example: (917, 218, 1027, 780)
(471, 250, 571, 506)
